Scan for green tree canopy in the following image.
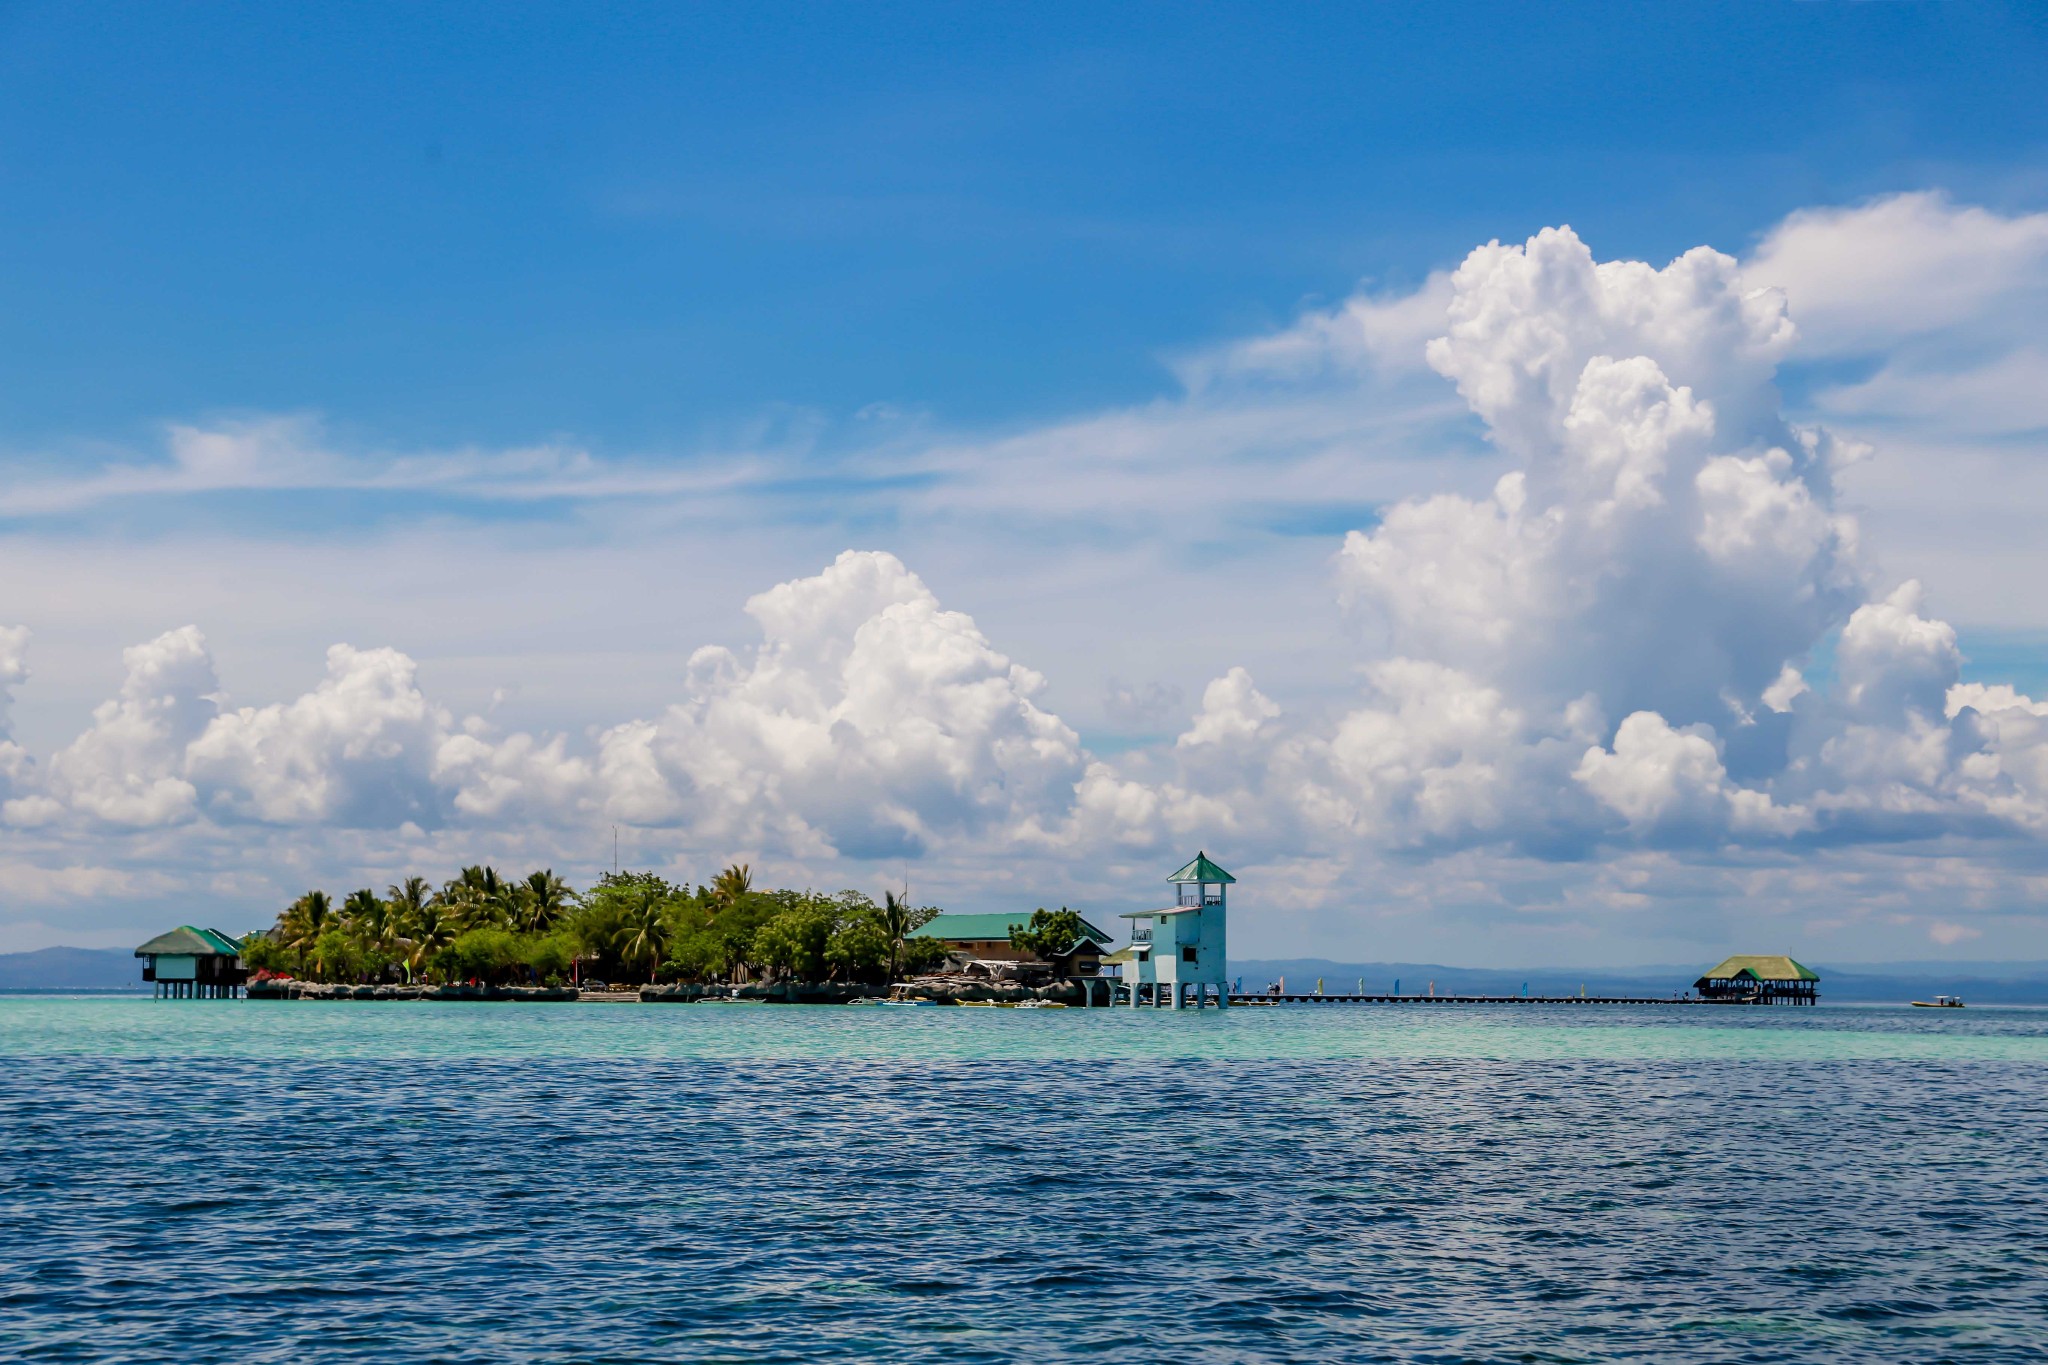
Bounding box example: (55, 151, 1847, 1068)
(1010, 907, 1090, 960)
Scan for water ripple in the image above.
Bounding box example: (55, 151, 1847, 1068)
(1, 1001, 2045, 1361)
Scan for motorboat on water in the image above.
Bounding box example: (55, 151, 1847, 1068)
(1911, 994, 1966, 1008)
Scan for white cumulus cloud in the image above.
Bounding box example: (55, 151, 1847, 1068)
(590, 550, 1086, 859)
(10, 202, 2048, 962)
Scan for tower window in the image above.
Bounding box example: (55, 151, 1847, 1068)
(1182, 946, 1198, 963)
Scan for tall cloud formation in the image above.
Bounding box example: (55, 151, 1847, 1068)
(6, 212, 2048, 942)
(1150, 224, 2048, 853)
(1312, 228, 1856, 845)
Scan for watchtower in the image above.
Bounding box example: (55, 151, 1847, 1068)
(1119, 851, 1233, 1009)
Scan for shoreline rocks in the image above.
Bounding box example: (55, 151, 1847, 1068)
(641, 982, 885, 1004)
(246, 981, 578, 1002)
(242, 976, 1099, 1005)
(888, 975, 1086, 1006)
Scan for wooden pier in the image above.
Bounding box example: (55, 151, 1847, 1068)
(1229, 992, 1693, 1006)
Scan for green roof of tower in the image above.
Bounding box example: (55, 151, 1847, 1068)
(1167, 852, 1235, 884)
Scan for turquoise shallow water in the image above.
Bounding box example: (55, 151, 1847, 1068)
(3, 997, 2045, 1362)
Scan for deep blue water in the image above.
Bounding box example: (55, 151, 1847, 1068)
(2, 999, 2045, 1362)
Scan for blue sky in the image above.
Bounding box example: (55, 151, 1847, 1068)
(5, 3, 2044, 448)
(5, 3, 2048, 965)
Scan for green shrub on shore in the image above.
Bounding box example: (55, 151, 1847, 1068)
(249, 862, 947, 988)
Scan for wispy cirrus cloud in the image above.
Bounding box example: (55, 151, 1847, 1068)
(0, 416, 787, 519)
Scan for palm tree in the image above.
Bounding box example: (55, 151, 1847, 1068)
(443, 865, 512, 931)
(406, 901, 457, 979)
(342, 888, 388, 948)
(709, 863, 752, 918)
(871, 890, 934, 983)
(281, 890, 332, 972)
(518, 869, 571, 934)
(382, 876, 430, 975)
(387, 875, 432, 916)
(617, 888, 668, 983)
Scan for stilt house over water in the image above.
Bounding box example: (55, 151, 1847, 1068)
(135, 927, 247, 999)
(1120, 851, 1233, 1009)
(1693, 955, 1819, 1005)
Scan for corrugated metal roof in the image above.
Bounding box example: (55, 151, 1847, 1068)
(1167, 852, 1235, 884)
(133, 925, 244, 958)
(1697, 954, 1819, 982)
(1119, 905, 1203, 918)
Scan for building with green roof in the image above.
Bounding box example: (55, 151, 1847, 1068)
(1120, 851, 1234, 1010)
(135, 925, 248, 999)
(1693, 954, 1819, 1005)
(908, 911, 1115, 976)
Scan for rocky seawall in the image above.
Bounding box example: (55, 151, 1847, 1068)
(645, 978, 1095, 1005)
(247, 982, 579, 1002)
(245, 977, 1104, 1004)
(893, 978, 1085, 1005)
(642, 983, 880, 1004)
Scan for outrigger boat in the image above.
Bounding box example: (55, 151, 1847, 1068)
(1911, 994, 1966, 1008)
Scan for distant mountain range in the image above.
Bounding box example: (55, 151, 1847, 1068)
(7, 944, 2044, 1004)
(0, 947, 147, 991)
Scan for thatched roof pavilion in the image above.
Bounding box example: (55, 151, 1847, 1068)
(1694, 955, 1819, 1005)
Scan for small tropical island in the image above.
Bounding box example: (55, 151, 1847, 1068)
(226, 862, 1113, 1004)
(135, 851, 1825, 1008)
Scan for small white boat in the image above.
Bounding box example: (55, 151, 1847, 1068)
(1911, 995, 1966, 1008)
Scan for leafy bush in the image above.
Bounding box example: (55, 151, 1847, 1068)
(1010, 907, 1090, 961)
(899, 935, 952, 974)
(240, 930, 292, 975)
(435, 927, 524, 984)
(310, 926, 370, 982)
(521, 931, 579, 982)
(825, 918, 890, 978)
(753, 905, 835, 981)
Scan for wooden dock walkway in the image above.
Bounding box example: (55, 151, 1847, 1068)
(1228, 992, 1692, 1006)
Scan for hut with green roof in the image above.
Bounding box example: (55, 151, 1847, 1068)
(135, 926, 248, 999)
(907, 911, 1115, 976)
(1693, 955, 1819, 1005)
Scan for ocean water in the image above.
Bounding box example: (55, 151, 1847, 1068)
(2, 998, 2044, 1362)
